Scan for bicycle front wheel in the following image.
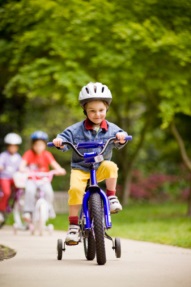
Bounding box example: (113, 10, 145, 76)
(90, 192, 106, 265)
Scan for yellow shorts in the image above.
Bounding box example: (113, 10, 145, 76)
(68, 160, 118, 205)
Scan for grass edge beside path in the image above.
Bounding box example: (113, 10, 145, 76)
(5, 201, 191, 249)
(0, 245, 17, 261)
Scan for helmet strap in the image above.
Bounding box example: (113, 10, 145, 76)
(83, 110, 87, 116)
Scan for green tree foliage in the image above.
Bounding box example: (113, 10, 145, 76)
(0, 0, 191, 206)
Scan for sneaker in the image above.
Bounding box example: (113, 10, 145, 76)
(0, 212, 5, 222)
(22, 212, 32, 223)
(65, 225, 80, 245)
(0, 212, 5, 228)
(108, 196, 122, 214)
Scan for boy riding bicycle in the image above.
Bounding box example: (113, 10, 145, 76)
(53, 82, 128, 244)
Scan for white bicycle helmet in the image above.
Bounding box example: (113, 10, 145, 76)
(4, 133, 22, 145)
(79, 82, 112, 107)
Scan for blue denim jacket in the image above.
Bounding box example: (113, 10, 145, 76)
(57, 120, 128, 171)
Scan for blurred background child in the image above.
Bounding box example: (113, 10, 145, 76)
(19, 131, 66, 224)
(0, 133, 22, 227)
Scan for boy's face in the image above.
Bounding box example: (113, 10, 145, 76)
(85, 101, 107, 125)
(32, 140, 46, 154)
(7, 144, 19, 155)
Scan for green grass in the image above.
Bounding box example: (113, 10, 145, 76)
(108, 201, 191, 248)
(48, 201, 191, 249)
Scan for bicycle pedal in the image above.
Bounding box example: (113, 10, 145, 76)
(110, 209, 119, 214)
(65, 241, 79, 246)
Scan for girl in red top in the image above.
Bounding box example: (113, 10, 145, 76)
(20, 131, 66, 223)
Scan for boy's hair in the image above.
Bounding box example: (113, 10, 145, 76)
(84, 100, 109, 109)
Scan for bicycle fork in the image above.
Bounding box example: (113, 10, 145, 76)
(82, 168, 112, 230)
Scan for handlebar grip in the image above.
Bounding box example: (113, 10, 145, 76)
(125, 135, 133, 141)
(47, 142, 55, 147)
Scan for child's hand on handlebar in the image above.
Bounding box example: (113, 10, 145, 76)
(115, 132, 127, 144)
(53, 138, 65, 148)
(54, 168, 67, 176)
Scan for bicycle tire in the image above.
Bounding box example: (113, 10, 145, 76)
(90, 192, 106, 265)
(114, 237, 121, 258)
(57, 239, 63, 260)
(83, 231, 96, 261)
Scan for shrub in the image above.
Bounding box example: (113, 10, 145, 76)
(129, 167, 190, 201)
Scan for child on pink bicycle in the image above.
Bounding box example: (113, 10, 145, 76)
(19, 131, 66, 224)
(0, 133, 22, 227)
(52, 82, 128, 244)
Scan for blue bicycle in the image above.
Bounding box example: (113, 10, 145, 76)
(47, 135, 132, 265)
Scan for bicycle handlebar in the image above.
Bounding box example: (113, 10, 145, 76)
(47, 135, 132, 158)
(25, 170, 58, 181)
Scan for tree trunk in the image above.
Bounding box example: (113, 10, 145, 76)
(122, 169, 133, 205)
(170, 121, 191, 216)
(186, 180, 191, 217)
(119, 116, 151, 205)
(171, 122, 191, 171)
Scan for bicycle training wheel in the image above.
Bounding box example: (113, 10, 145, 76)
(57, 239, 63, 260)
(90, 192, 106, 265)
(114, 237, 121, 258)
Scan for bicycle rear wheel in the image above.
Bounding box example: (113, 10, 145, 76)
(90, 192, 106, 265)
(83, 230, 96, 261)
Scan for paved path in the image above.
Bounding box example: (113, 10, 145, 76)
(0, 226, 191, 287)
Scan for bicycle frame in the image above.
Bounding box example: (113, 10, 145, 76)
(25, 171, 56, 235)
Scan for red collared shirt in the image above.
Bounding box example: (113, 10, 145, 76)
(84, 118, 108, 131)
